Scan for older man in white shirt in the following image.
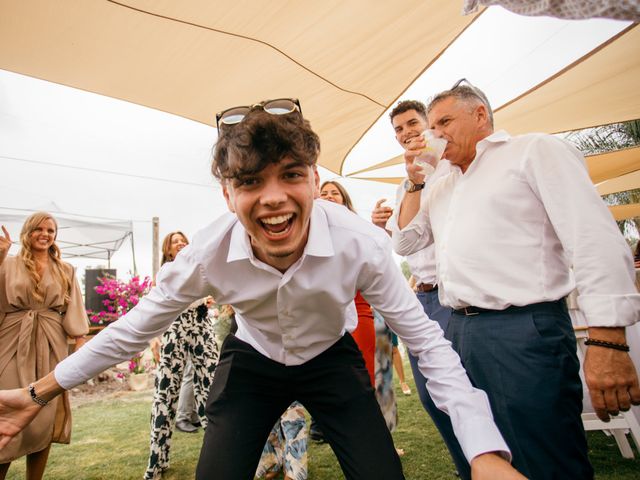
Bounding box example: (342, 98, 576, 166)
(0, 98, 525, 480)
(391, 79, 640, 479)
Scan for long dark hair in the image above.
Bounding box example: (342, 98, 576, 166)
(319, 180, 356, 213)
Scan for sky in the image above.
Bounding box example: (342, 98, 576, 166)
(0, 7, 630, 280)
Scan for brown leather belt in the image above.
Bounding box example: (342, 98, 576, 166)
(416, 283, 437, 293)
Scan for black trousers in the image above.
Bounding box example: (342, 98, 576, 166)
(196, 333, 404, 480)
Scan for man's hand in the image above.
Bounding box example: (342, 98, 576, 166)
(371, 199, 393, 229)
(584, 334, 640, 421)
(470, 452, 527, 479)
(403, 136, 427, 185)
(0, 388, 42, 449)
(0, 225, 11, 265)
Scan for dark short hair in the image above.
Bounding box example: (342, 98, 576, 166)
(389, 100, 427, 123)
(427, 84, 494, 127)
(212, 108, 320, 181)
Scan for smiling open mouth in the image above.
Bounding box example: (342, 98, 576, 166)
(260, 213, 294, 238)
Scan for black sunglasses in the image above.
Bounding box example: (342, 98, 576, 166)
(215, 98, 302, 130)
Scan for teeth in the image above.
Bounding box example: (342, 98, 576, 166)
(261, 213, 293, 225)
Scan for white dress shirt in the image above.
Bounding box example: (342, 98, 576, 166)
(55, 199, 509, 461)
(390, 130, 639, 327)
(388, 160, 451, 284)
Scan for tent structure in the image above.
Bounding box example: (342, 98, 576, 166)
(0, 207, 135, 266)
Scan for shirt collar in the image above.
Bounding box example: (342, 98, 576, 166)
(226, 202, 335, 264)
(305, 202, 335, 258)
(450, 130, 511, 175)
(478, 129, 510, 147)
(227, 219, 253, 262)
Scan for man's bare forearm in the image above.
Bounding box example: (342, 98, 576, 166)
(397, 190, 422, 230)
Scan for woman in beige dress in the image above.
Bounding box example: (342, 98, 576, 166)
(0, 212, 88, 480)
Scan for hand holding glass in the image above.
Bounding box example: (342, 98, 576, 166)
(414, 130, 447, 176)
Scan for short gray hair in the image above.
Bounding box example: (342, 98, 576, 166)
(427, 80, 494, 127)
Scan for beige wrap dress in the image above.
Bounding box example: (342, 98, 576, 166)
(0, 256, 88, 462)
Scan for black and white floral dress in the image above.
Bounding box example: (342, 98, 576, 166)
(144, 300, 219, 480)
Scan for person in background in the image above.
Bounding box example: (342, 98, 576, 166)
(255, 401, 308, 480)
(391, 335, 411, 396)
(307, 180, 376, 444)
(0, 213, 88, 480)
(144, 231, 219, 480)
(375, 99, 468, 478)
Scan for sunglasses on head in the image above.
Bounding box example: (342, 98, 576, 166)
(215, 98, 302, 130)
(450, 78, 491, 107)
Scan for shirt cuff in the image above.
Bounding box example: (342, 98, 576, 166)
(578, 294, 640, 327)
(457, 415, 512, 463)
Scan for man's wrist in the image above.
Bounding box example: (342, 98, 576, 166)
(588, 327, 626, 344)
(30, 372, 66, 404)
(404, 178, 425, 193)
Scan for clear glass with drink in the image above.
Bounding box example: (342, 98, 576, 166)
(414, 130, 447, 177)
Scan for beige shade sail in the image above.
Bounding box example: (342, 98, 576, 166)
(0, 0, 480, 175)
(609, 203, 640, 221)
(349, 145, 640, 188)
(351, 24, 640, 180)
(597, 170, 640, 196)
(588, 146, 640, 185)
(493, 24, 640, 135)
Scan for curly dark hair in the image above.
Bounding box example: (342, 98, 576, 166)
(212, 107, 320, 181)
(389, 100, 427, 123)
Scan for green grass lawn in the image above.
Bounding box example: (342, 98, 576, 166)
(6, 375, 640, 479)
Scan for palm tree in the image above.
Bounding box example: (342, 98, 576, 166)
(565, 119, 640, 243)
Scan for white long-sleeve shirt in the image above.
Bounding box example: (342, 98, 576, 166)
(390, 130, 639, 327)
(389, 160, 451, 284)
(55, 199, 509, 462)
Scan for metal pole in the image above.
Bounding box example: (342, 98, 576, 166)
(152, 217, 160, 282)
(130, 231, 138, 276)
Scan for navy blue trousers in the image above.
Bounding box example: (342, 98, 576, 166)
(408, 290, 471, 480)
(448, 301, 593, 480)
(196, 333, 404, 480)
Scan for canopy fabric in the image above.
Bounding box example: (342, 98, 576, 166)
(587, 146, 640, 184)
(609, 203, 640, 221)
(0, 0, 480, 175)
(597, 170, 640, 196)
(0, 208, 133, 261)
(349, 146, 640, 188)
(351, 23, 640, 182)
(493, 24, 639, 136)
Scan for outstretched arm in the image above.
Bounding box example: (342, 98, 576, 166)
(471, 453, 527, 479)
(0, 373, 64, 449)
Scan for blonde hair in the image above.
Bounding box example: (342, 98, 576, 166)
(19, 212, 70, 303)
(161, 231, 189, 265)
